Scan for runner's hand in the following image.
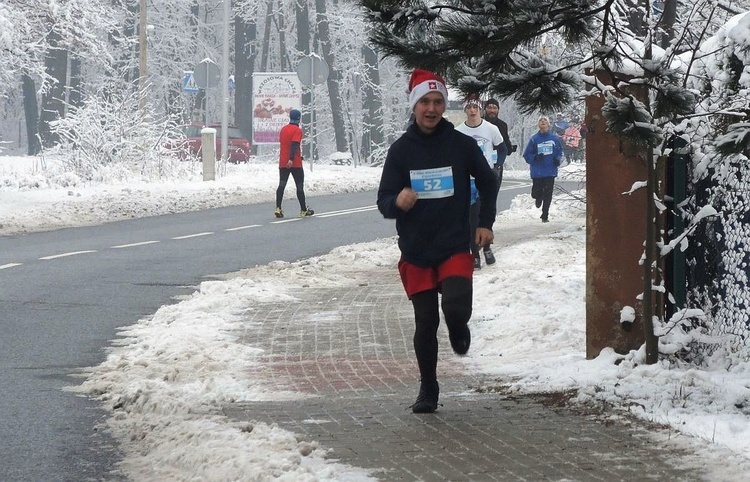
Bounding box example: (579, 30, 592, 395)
(396, 188, 418, 212)
(475, 227, 494, 248)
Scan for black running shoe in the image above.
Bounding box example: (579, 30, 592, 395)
(484, 248, 496, 265)
(448, 323, 471, 355)
(473, 257, 481, 270)
(411, 380, 439, 413)
(535, 198, 543, 208)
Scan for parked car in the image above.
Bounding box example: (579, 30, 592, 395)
(175, 123, 252, 163)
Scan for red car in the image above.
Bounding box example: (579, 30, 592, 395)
(178, 123, 252, 163)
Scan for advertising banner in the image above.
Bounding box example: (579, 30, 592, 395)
(251, 72, 302, 145)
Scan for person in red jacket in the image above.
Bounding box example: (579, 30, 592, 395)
(275, 109, 313, 218)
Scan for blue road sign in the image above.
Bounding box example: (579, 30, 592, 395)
(183, 71, 199, 93)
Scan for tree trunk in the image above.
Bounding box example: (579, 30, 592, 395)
(260, 0, 274, 71)
(643, 147, 660, 364)
(235, 14, 257, 142)
(38, 28, 68, 149)
(277, 5, 288, 71)
(195, 89, 207, 124)
(188, 1, 202, 122)
(295, 0, 313, 160)
(624, 0, 648, 37)
(642, 34, 660, 364)
(69, 55, 83, 109)
(361, 44, 384, 163)
(108, 0, 136, 84)
(22, 75, 41, 155)
(659, 0, 677, 49)
(315, 0, 348, 153)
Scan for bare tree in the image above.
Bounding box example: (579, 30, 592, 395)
(235, 13, 258, 141)
(295, 0, 314, 159)
(38, 27, 68, 149)
(22, 75, 41, 155)
(315, 0, 348, 153)
(361, 44, 385, 162)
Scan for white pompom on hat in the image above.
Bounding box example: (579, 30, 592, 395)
(407, 69, 449, 111)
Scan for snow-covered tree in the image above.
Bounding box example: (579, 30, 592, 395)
(358, 0, 750, 363)
(2, 0, 406, 163)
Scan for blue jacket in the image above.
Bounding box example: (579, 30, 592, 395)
(523, 131, 563, 179)
(378, 118, 499, 267)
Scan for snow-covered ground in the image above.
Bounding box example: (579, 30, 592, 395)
(2, 155, 749, 480)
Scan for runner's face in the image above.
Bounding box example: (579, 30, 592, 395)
(484, 104, 499, 118)
(464, 104, 481, 123)
(538, 118, 550, 133)
(413, 92, 446, 134)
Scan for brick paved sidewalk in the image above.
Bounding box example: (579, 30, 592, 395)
(224, 267, 706, 481)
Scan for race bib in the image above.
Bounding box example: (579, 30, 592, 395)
(537, 141, 555, 155)
(410, 166, 454, 199)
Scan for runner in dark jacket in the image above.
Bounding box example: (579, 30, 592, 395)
(483, 98, 516, 188)
(379, 118, 498, 266)
(377, 69, 499, 414)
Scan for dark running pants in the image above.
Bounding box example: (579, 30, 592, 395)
(410, 277, 473, 383)
(532, 177, 555, 221)
(276, 167, 307, 211)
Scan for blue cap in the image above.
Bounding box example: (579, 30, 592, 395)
(290, 109, 301, 124)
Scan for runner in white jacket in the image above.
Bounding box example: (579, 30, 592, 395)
(455, 97, 503, 269)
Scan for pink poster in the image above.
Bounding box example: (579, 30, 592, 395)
(252, 73, 302, 145)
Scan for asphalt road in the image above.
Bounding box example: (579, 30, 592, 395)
(0, 181, 536, 481)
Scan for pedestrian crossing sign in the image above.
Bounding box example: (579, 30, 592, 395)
(183, 71, 199, 93)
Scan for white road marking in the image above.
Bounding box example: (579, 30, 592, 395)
(171, 232, 214, 240)
(316, 206, 378, 218)
(11, 202, 391, 266)
(225, 224, 261, 232)
(111, 240, 161, 249)
(39, 250, 97, 260)
(502, 182, 532, 190)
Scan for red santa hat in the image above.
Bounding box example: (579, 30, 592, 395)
(407, 69, 449, 111)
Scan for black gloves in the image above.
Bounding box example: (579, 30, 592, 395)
(510, 144, 518, 153)
(553, 158, 561, 167)
(534, 153, 544, 162)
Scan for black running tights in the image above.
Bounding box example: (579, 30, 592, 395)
(276, 167, 307, 210)
(410, 276, 472, 382)
(531, 177, 555, 219)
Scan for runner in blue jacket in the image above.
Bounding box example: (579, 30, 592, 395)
(523, 116, 563, 222)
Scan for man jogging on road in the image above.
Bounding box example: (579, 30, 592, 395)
(275, 109, 314, 218)
(377, 69, 499, 414)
